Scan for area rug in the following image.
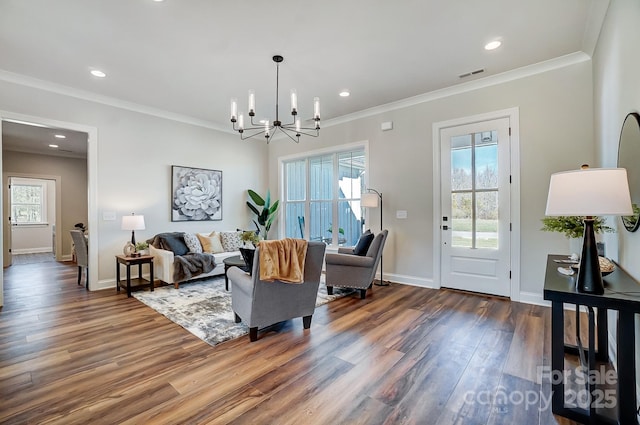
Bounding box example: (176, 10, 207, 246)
(133, 276, 353, 347)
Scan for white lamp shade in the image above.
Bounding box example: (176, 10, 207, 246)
(121, 214, 145, 231)
(361, 192, 379, 208)
(545, 168, 633, 216)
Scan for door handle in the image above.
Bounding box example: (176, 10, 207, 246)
(442, 225, 448, 230)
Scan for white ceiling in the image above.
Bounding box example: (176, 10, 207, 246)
(0, 0, 607, 155)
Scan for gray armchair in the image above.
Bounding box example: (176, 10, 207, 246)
(325, 229, 388, 299)
(227, 241, 326, 342)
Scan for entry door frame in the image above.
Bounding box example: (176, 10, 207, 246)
(432, 107, 521, 301)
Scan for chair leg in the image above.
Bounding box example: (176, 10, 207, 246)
(327, 286, 333, 295)
(77, 266, 82, 286)
(85, 267, 89, 290)
(303, 315, 312, 329)
(360, 289, 367, 299)
(234, 313, 241, 323)
(249, 327, 258, 342)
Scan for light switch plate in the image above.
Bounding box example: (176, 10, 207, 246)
(103, 211, 116, 221)
(396, 210, 407, 219)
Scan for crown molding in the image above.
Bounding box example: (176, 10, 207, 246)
(321, 51, 592, 129)
(0, 69, 227, 132)
(0, 51, 591, 134)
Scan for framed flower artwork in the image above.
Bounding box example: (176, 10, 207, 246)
(171, 165, 222, 221)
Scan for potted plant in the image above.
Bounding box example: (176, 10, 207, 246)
(239, 231, 260, 272)
(541, 216, 613, 254)
(135, 241, 149, 256)
(246, 189, 279, 240)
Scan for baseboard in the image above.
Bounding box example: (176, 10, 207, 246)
(518, 291, 550, 307)
(383, 272, 436, 288)
(12, 248, 53, 254)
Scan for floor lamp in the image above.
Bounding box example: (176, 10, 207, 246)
(362, 188, 388, 286)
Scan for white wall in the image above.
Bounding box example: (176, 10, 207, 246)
(0, 78, 267, 291)
(591, 0, 640, 398)
(268, 59, 594, 300)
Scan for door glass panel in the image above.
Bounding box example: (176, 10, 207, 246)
(451, 135, 472, 191)
(286, 160, 305, 201)
(475, 132, 498, 190)
(476, 191, 498, 248)
(451, 192, 472, 248)
(450, 129, 500, 249)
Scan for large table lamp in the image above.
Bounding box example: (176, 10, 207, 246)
(362, 188, 388, 286)
(545, 166, 632, 294)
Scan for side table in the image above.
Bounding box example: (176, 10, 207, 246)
(116, 254, 154, 297)
(223, 255, 249, 291)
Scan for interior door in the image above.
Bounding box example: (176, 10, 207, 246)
(440, 118, 511, 296)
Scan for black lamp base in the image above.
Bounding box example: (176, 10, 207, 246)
(576, 218, 604, 295)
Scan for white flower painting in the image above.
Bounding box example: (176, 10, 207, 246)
(172, 166, 222, 221)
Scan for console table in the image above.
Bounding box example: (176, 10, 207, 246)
(543, 254, 640, 424)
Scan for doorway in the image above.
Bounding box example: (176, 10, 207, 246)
(8, 176, 58, 265)
(0, 112, 98, 306)
(433, 108, 521, 299)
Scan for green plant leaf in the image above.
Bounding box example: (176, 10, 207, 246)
(248, 189, 265, 206)
(246, 201, 260, 217)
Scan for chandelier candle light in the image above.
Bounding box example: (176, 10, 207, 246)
(230, 55, 320, 143)
(545, 165, 632, 294)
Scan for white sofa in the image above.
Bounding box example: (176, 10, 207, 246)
(148, 230, 245, 288)
(149, 245, 240, 288)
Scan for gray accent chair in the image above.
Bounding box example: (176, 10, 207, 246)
(228, 241, 326, 342)
(70, 230, 88, 289)
(325, 229, 388, 299)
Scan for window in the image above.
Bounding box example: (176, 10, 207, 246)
(283, 146, 366, 246)
(11, 181, 47, 225)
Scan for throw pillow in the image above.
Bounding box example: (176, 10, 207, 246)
(219, 231, 243, 252)
(183, 233, 203, 254)
(197, 232, 225, 254)
(353, 231, 374, 256)
(157, 232, 189, 256)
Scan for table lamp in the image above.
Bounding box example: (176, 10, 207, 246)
(545, 166, 632, 294)
(121, 213, 145, 256)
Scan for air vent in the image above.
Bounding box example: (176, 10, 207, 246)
(458, 68, 485, 79)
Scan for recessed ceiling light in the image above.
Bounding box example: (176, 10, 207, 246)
(90, 69, 106, 78)
(49, 144, 59, 148)
(484, 40, 502, 51)
(339, 91, 350, 97)
(54, 134, 66, 139)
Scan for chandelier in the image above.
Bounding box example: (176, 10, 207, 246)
(230, 55, 320, 143)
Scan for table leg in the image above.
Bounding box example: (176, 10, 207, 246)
(551, 301, 565, 414)
(150, 260, 154, 292)
(116, 260, 121, 292)
(596, 307, 608, 362)
(126, 264, 131, 298)
(617, 310, 638, 425)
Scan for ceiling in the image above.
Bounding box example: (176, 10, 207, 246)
(0, 0, 606, 154)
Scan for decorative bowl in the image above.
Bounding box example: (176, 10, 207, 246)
(570, 257, 615, 277)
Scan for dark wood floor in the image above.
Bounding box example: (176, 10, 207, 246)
(0, 260, 582, 424)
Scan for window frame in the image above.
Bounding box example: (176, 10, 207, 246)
(11, 179, 48, 226)
(279, 141, 369, 246)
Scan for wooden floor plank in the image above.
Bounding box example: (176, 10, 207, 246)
(0, 259, 583, 424)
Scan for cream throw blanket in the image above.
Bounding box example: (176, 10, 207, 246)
(258, 238, 308, 283)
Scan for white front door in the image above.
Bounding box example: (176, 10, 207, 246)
(440, 118, 511, 297)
